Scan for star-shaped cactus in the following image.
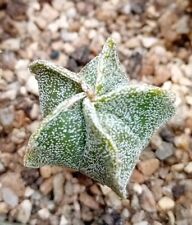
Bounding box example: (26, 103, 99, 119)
(24, 38, 175, 197)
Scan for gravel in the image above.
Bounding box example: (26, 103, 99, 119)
(0, 0, 192, 224)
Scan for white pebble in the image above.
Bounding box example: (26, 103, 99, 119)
(184, 162, 192, 174)
(26, 76, 39, 96)
(158, 196, 175, 211)
(17, 199, 32, 223)
(38, 208, 50, 220)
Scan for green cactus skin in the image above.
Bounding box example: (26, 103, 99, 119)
(24, 38, 175, 198)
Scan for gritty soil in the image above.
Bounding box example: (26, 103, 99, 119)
(0, 0, 192, 225)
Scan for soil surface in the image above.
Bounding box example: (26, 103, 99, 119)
(0, 0, 192, 225)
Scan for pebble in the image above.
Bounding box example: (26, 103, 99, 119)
(131, 169, 145, 183)
(40, 177, 53, 195)
(131, 210, 145, 223)
(154, 65, 171, 85)
(11, 128, 26, 144)
(1, 1, 192, 224)
(41, 3, 59, 24)
(140, 185, 156, 212)
(133, 183, 143, 195)
(53, 173, 64, 203)
(24, 187, 35, 198)
(0, 161, 5, 173)
(0, 202, 9, 214)
(40, 166, 52, 178)
(38, 208, 50, 220)
(171, 163, 185, 172)
(26, 76, 39, 96)
(15, 59, 30, 83)
(79, 192, 99, 210)
(1, 187, 19, 207)
(99, 185, 111, 195)
(17, 199, 32, 224)
(1, 172, 25, 197)
(175, 16, 190, 34)
(141, 36, 158, 48)
(1, 38, 21, 51)
(138, 158, 160, 176)
(158, 196, 175, 211)
(0, 106, 15, 127)
(122, 208, 130, 219)
(64, 181, 73, 196)
(59, 215, 69, 225)
(155, 142, 175, 160)
(134, 221, 149, 225)
(30, 103, 40, 120)
(174, 134, 190, 151)
(184, 162, 192, 174)
(0, 82, 20, 100)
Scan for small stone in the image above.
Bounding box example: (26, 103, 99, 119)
(27, 121, 40, 133)
(150, 134, 162, 149)
(106, 191, 122, 210)
(48, 15, 68, 32)
(111, 32, 121, 44)
(0, 106, 15, 127)
(15, 59, 30, 83)
(171, 163, 185, 172)
(184, 162, 192, 174)
(153, 222, 163, 225)
(64, 181, 73, 196)
(175, 16, 190, 34)
(30, 104, 40, 120)
(79, 192, 99, 210)
(99, 185, 111, 195)
(1, 187, 19, 207)
(50, 50, 60, 60)
(141, 36, 158, 48)
(155, 142, 175, 160)
(158, 196, 175, 211)
(133, 183, 143, 195)
(131, 169, 145, 183)
(0, 161, 5, 173)
(174, 134, 190, 151)
(81, 205, 94, 222)
(24, 187, 35, 197)
(1, 172, 25, 197)
(120, 3, 131, 14)
(0, 202, 9, 214)
(140, 185, 156, 212)
(17, 199, 32, 224)
(125, 37, 141, 49)
(138, 158, 160, 176)
(134, 221, 149, 225)
(172, 184, 185, 199)
(1, 38, 21, 51)
(11, 128, 26, 144)
(26, 76, 39, 96)
(154, 65, 171, 85)
(40, 177, 53, 195)
(89, 184, 101, 195)
(61, 31, 78, 42)
(0, 82, 20, 100)
(38, 208, 50, 220)
(53, 173, 64, 203)
(2, 70, 14, 82)
(40, 166, 52, 178)
(41, 3, 59, 23)
(131, 210, 145, 223)
(59, 215, 69, 225)
(121, 208, 130, 219)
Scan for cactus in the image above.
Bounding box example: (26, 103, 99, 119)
(24, 38, 175, 197)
